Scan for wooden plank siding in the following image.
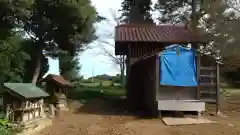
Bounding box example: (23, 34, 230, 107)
(126, 44, 160, 116)
(199, 55, 218, 104)
(126, 44, 218, 117)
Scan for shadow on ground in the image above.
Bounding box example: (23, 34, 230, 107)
(67, 88, 153, 118)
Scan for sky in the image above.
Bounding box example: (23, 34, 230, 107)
(46, 0, 158, 79)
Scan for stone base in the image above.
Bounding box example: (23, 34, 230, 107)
(56, 103, 69, 111)
(17, 118, 52, 135)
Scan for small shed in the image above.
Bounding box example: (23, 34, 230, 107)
(115, 24, 220, 117)
(43, 74, 74, 110)
(2, 83, 49, 123)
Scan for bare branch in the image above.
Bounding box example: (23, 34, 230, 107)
(225, 0, 240, 13)
(24, 29, 37, 42)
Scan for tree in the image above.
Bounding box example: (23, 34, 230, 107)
(21, 39, 49, 83)
(0, 0, 31, 40)
(58, 52, 83, 81)
(0, 36, 30, 82)
(99, 41, 126, 88)
(154, 0, 191, 23)
(120, 0, 153, 23)
(22, 0, 100, 83)
(118, 0, 154, 89)
(43, 0, 102, 81)
(0, 0, 32, 83)
(97, 10, 126, 88)
(154, 0, 240, 80)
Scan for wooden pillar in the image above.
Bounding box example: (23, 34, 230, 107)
(49, 104, 55, 118)
(127, 59, 134, 111)
(21, 102, 24, 122)
(196, 51, 201, 100)
(27, 101, 30, 121)
(5, 104, 10, 120)
(155, 54, 161, 117)
(216, 51, 220, 115)
(191, 0, 200, 100)
(39, 98, 45, 118)
(125, 56, 130, 110)
(125, 57, 129, 90)
(126, 45, 133, 111)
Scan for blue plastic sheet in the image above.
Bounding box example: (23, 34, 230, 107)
(159, 45, 198, 87)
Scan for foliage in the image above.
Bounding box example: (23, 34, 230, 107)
(119, 0, 154, 88)
(0, 118, 21, 135)
(47, 0, 101, 80)
(20, 0, 101, 82)
(120, 0, 153, 23)
(68, 87, 125, 102)
(59, 52, 83, 81)
(0, 0, 31, 40)
(0, 0, 101, 84)
(0, 36, 30, 82)
(0, 119, 8, 127)
(21, 39, 49, 83)
(154, 0, 240, 80)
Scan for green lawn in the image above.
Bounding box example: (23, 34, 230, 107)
(68, 87, 126, 104)
(220, 88, 240, 98)
(78, 80, 121, 87)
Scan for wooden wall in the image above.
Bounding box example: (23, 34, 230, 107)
(125, 44, 219, 116)
(156, 54, 218, 103)
(199, 55, 218, 103)
(139, 56, 158, 116)
(157, 86, 196, 100)
(156, 52, 197, 101)
(126, 44, 159, 116)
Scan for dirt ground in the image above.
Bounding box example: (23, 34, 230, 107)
(38, 95, 240, 135)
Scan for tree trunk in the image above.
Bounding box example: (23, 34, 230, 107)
(32, 47, 42, 84)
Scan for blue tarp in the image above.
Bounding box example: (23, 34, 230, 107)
(159, 44, 198, 87)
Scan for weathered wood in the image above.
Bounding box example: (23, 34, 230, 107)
(199, 55, 218, 104)
(200, 91, 216, 94)
(216, 51, 220, 115)
(157, 100, 205, 112)
(200, 75, 216, 78)
(200, 98, 216, 103)
(200, 83, 216, 87)
(5, 104, 10, 120)
(196, 53, 200, 100)
(155, 54, 160, 117)
(49, 104, 55, 118)
(200, 67, 216, 71)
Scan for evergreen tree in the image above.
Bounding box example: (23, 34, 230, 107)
(23, 0, 101, 83)
(120, 0, 153, 23)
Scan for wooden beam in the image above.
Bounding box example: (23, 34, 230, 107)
(216, 51, 220, 115)
(155, 55, 161, 117)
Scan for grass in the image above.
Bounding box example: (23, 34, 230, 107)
(78, 81, 121, 88)
(221, 87, 240, 97)
(68, 87, 126, 104)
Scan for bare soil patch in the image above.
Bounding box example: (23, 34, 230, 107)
(38, 95, 240, 135)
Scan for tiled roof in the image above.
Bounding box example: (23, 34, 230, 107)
(4, 83, 49, 99)
(115, 24, 205, 43)
(43, 74, 74, 87)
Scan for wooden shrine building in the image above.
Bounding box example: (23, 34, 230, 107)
(2, 83, 49, 123)
(115, 24, 220, 117)
(43, 74, 74, 111)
